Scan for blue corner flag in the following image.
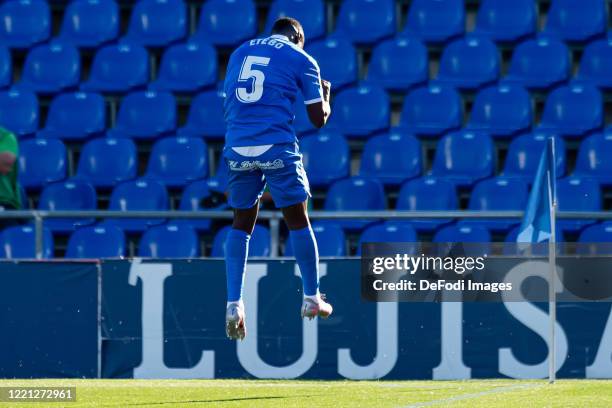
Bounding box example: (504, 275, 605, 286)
(516, 137, 557, 243)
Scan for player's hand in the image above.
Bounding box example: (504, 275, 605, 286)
(321, 79, 331, 102)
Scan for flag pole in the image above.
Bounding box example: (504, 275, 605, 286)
(548, 198, 557, 383)
(548, 138, 557, 384)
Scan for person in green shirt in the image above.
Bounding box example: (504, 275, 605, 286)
(0, 128, 21, 221)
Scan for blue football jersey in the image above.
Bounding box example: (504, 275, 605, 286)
(223, 34, 324, 147)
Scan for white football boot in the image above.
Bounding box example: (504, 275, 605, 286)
(301, 294, 333, 320)
(225, 302, 246, 340)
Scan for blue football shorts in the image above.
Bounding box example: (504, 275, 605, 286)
(223, 142, 311, 209)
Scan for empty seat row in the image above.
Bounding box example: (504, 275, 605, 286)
(20, 128, 612, 200)
(8, 217, 612, 260)
(295, 81, 604, 140)
(3, 13, 612, 96)
(311, 33, 612, 95)
(0, 223, 270, 259)
(1, 0, 607, 50)
(0, 0, 253, 49)
(31, 176, 227, 234)
(0, 89, 225, 139)
(301, 129, 577, 188)
(0, 40, 218, 95)
(2, 32, 612, 99)
(1, 82, 603, 142)
(19, 136, 213, 190)
(323, 174, 601, 233)
(26, 170, 601, 236)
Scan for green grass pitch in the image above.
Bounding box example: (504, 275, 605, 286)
(1, 379, 611, 407)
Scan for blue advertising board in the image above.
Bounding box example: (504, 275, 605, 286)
(1, 259, 611, 379)
(100, 259, 612, 380)
(0, 261, 99, 378)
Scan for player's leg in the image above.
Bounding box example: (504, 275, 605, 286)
(263, 143, 333, 319)
(225, 203, 259, 340)
(281, 201, 333, 319)
(223, 149, 266, 340)
(226, 202, 259, 305)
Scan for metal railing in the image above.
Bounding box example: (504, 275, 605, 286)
(2, 209, 612, 259)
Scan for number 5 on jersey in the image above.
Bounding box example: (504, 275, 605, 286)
(236, 56, 270, 103)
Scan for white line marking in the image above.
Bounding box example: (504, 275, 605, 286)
(402, 383, 542, 407)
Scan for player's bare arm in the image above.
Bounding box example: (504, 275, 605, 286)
(307, 79, 331, 128)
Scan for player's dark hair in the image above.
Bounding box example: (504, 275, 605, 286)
(271, 17, 304, 45)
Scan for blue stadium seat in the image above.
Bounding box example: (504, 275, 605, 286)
(177, 89, 225, 139)
(111, 91, 176, 139)
(467, 177, 528, 231)
(150, 41, 217, 93)
(557, 177, 601, 232)
(66, 225, 126, 258)
(0, 45, 12, 89)
(579, 222, 612, 242)
(434, 223, 491, 242)
(466, 84, 531, 138)
(359, 130, 421, 186)
(138, 223, 199, 258)
(306, 36, 357, 90)
(430, 130, 494, 187)
(367, 36, 427, 92)
(124, 0, 186, 47)
(58, 0, 119, 48)
(106, 179, 168, 232)
(576, 34, 612, 89)
(284, 222, 346, 257)
(544, 0, 606, 43)
(433, 224, 492, 256)
(18, 139, 66, 189)
(38, 180, 97, 232)
(539, 84, 602, 138)
(473, 0, 536, 43)
(212, 225, 270, 257)
(396, 177, 457, 231)
(329, 84, 389, 137)
(324, 177, 386, 230)
(399, 84, 462, 137)
(0, 0, 50, 49)
(574, 132, 612, 185)
(357, 221, 418, 255)
(436, 35, 500, 90)
(403, 0, 464, 44)
(194, 0, 256, 47)
(264, 0, 325, 41)
(359, 221, 417, 245)
(38, 92, 105, 140)
(81, 44, 149, 93)
(336, 0, 395, 45)
(0, 89, 38, 137)
(75, 138, 137, 188)
(503, 36, 570, 90)
(146, 137, 208, 187)
(178, 179, 227, 231)
(1, 225, 53, 259)
(17, 42, 80, 94)
(503, 132, 566, 181)
(300, 129, 349, 187)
